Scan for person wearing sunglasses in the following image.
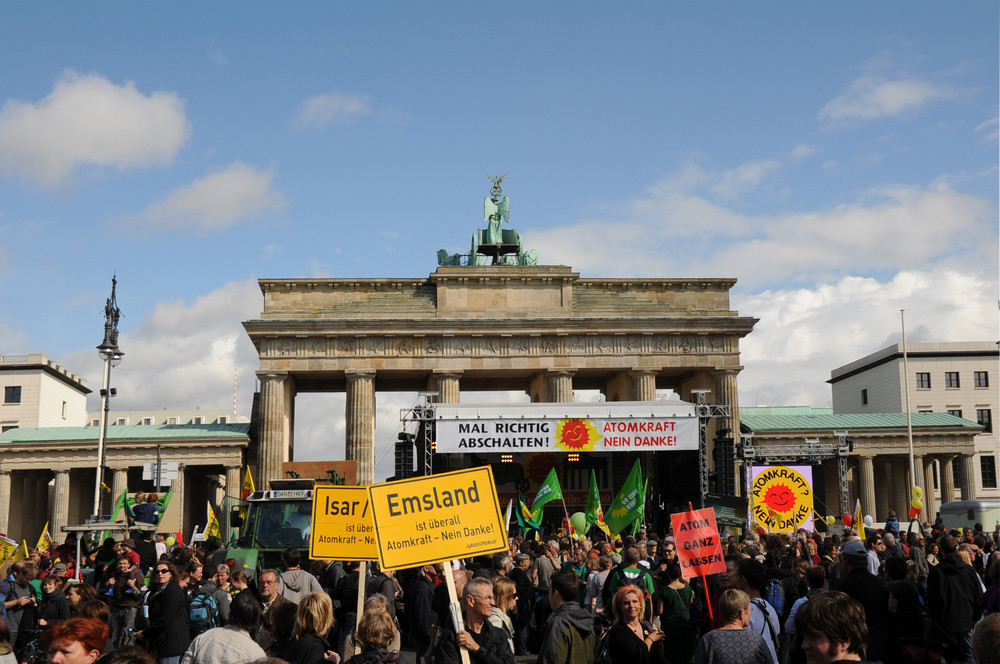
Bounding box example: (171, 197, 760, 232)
(136, 561, 190, 664)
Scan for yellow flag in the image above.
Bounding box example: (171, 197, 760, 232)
(241, 467, 255, 500)
(855, 499, 866, 541)
(11, 540, 29, 563)
(206, 502, 221, 539)
(36, 521, 53, 553)
(0, 536, 17, 567)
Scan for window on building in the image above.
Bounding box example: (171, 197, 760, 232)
(916, 372, 931, 389)
(115, 417, 128, 426)
(141, 417, 153, 426)
(861, 389, 868, 406)
(167, 416, 178, 425)
(61, 401, 67, 418)
(3, 386, 21, 404)
(947, 409, 963, 419)
(217, 416, 228, 424)
(192, 416, 203, 425)
(945, 372, 960, 388)
(918, 409, 932, 413)
(977, 409, 993, 433)
(91, 419, 100, 427)
(975, 371, 989, 388)
(1, 424, 16, 433)
(981, 456, 998, 489)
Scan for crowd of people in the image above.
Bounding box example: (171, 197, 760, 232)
(0, 514, 997, 664)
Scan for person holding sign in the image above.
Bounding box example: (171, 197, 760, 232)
(434, 577, 515, 664)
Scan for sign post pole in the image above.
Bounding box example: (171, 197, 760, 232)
(442, 561, 470, 664)
(672, 503, 727, 623)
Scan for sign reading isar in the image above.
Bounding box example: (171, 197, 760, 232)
(310, 486, 379, 561)
(367, 466, 507, 570)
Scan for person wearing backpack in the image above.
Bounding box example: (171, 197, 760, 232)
(187, 584, 221, 639)
(195, 567, 232, 628)
(601, 547, 656, 622)
(736, 558, 780, 664)
(108, 555, 145, 648)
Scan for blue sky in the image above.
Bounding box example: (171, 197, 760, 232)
(1, 3, 997, 479)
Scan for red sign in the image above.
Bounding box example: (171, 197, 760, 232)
(671, 507, 726, 579)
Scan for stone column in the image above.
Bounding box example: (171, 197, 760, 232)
(346, 370, 376, 486)
(9, 473, 23, 540)
(111, 468, 129, 502)
(547, 370, 575, 403)
(714, 369, 741, 442)
(430, 371, 462, 404)
(225, 465, 242, 502)
(858, 455, 877, 519)
(939, 455, 955, 505)
(258, 372, 293, 488)
(52, 470, 70, 538)
(958, 454, 976, 500)
(631, 370, 657, 401)
(174, 464, 185, 542)
(0, 471, 10, 535)
(922, 457, 937, 521)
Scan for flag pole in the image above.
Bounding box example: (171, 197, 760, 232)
(690, 501, 715, 623)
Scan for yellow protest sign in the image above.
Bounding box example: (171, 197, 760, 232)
(368, 466, 507, 570)
(310, 486, 379, 560)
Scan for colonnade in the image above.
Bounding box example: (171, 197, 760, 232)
(854, 452, 975, 523)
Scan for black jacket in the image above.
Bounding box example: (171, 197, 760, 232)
(435, 618, 516, 664)
(146, 580, 190, 657)
(928, 553, 984, 632)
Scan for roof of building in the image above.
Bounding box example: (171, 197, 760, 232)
(0, 422, 250, 444)
(741, 406, 982, 432)
(829, 341, 999, 383)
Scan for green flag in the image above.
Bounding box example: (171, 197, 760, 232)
(516, 490, 541, 530)
(530, 468, 563, 525)
(585, 470, 601, 529)
(605, 459, 643, 536)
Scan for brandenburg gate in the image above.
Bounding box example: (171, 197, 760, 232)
(244, 178, 757, 488)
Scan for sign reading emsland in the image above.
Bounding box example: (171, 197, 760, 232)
(671, 507, 726, 579)
(368, 466, 507, 570)
(310, 486, 379, 561)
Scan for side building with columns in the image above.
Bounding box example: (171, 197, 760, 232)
(0, 423, 249, 543)
(740, 407, 982, 523)
(243, 264, 758, 526)
(829, 341, 999, 503)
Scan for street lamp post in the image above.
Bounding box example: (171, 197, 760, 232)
(93, 275, 124, 519)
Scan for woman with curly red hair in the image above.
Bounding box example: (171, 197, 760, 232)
(42, 617, 109, 664)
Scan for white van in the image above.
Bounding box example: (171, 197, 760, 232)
(937, 500, 1000, 532)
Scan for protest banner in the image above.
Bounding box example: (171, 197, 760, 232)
(368, 466, 507, 570)
(310, 485, 379, 560)
(671, 506, 726, 578)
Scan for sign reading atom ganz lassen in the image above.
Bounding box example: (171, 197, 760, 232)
(367, 466, 508, 570)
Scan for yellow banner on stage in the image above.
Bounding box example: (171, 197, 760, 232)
(368, 466, 507, 570)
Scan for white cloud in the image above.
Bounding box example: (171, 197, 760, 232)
(819, 76, 957, 126)
(789, 144, 819, 159)
(976, 116, 999, 143)
(524, 173, 995, 289)
(0, 71, 190, 187)
(66, 279, 263, 415)
(291, 91, 372, 130)
(709, 160, 781, 199)
(736, 268, 998, 408)
(121, 162, 286, 233)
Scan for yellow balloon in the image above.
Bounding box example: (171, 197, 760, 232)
(825, 515, 836, 526)
(911, 486, 923, 499)
(165, 536, 176, 547)
(910, 497, 923, 511)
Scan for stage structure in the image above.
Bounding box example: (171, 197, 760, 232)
(244, 176, 758, 513)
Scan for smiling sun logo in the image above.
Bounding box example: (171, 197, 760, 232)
(553, 419, 601, 452)
(751, 466, 813, 533)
